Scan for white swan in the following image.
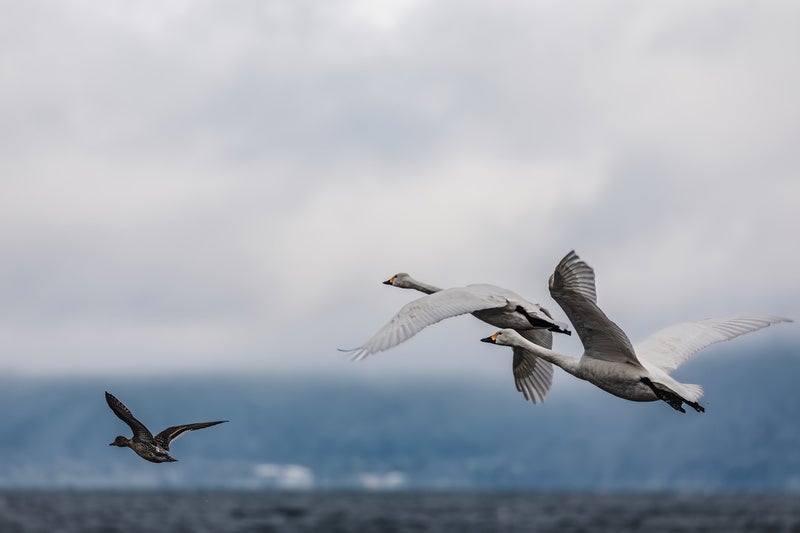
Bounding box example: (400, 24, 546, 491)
(382, 273, 560, 403)
(481, 251, 792, 412)
(344, 277, 571, 403)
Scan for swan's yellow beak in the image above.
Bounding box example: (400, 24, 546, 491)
(480, 332, 499, 344)
(383, 275, 396, 286)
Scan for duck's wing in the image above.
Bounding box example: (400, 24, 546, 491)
(549, 251, 640, 366)
(343, 285, 509, 361)
(635, 315, 792, 373)
(512, 329, 554, 404)
(105, 391, 153, 440)
(154, 421, 228, 450)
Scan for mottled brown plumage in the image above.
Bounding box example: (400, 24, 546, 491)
(105, 391, 227, 463)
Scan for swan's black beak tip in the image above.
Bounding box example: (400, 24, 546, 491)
(382, 279, 392, 285)
(480, 335, 496, 344)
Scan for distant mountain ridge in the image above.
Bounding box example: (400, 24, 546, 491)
(1, 342, 798, 491)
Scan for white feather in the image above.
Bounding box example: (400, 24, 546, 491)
(346, 285, 508, 360)
(635, 315, 792, 373)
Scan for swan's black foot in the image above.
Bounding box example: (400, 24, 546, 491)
(515, 306, 572, 335)
(663, 395, 686, 413)
(549, 324, 572, 336)
(640, 377, 700, 414)
(686, 400, 705, 413)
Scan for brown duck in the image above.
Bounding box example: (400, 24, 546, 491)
(106, 391, 227, 463)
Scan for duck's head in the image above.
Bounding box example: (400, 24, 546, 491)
(109, 436, 129, 447)
(383, 272, 413, 288)
(480, 329, 522, 347)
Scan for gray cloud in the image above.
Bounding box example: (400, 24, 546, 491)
(0, 1, 797, 375)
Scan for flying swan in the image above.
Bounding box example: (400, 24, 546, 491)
(344, 275, 571, 403)
(381, 273, 562, 403)
(481, 251, 792, 412)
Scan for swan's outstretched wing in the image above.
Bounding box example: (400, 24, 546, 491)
(550, 251, 597, 304)
(345, 286, 509, 360)
(549, 251, 640, 365)
(105, 392, 153, 440)
(154, 421, 228, 450)
(635, 315, 792, 373)
(512, 329, 554, 404)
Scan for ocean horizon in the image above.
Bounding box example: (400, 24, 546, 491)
(2, 489, 799, 532)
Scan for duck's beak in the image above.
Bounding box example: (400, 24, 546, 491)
(108, 442, 115, 446)
(383, 276, 395, 286)
(480, 332, 499, 344)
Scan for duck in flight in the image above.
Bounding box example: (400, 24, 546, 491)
(481, 251, 792, 412)
(105, 391, 227, 463)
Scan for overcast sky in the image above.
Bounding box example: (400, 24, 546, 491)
(1, 1, 797, 378)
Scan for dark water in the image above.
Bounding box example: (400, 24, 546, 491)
(1, 491, 799, 532)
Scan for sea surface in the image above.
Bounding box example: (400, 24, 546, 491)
(1, 491, 799, 532)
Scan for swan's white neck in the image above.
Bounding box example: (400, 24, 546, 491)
(405, 278, 443, 295)
(509, 336, 580, 376)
